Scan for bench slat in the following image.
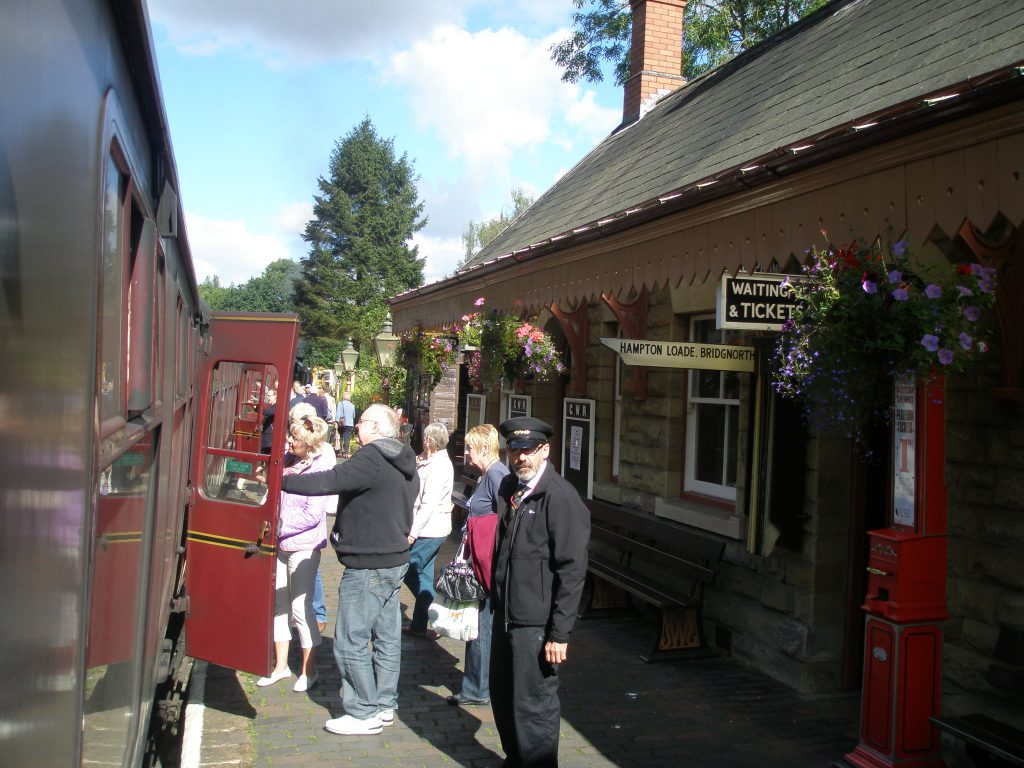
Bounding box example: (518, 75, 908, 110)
(590, 526, 716, 583)
(589, 555, 698, 608)
(931, 714, 1024, 767)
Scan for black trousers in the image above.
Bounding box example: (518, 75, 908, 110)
(489, 613, 561, 768)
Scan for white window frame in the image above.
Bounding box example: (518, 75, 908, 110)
(683, 315, 740, 502)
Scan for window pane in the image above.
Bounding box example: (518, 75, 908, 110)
(726, 404, 739, 487)
(695, 403, 727, 484)
(99, 155, 125, 420)
(696, 369, 721, 399)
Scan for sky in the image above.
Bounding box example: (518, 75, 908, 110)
(147, 0, 624, 288)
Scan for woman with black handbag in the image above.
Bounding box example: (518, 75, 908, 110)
(446, 424, 509, 706)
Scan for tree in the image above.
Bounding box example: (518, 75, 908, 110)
(197, 259, 301, 313)
(459, 187, 535, 268)
(296, 116, 427, 353)
(551, 0, 830, 83)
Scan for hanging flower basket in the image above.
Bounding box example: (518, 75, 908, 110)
(454, 297, 565, 392)
(772, 236, 997, 442)
(395, 329, 458, 389)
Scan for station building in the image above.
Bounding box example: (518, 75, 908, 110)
(390, 1, 1024, 763)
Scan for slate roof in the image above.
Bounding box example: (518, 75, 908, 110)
(460, 0, 1024, 273)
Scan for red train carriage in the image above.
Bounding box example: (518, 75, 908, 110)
(1, 2, 298, 765)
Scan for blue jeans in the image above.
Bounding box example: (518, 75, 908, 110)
(312, 569, 326, 624)
(460, 594, 493, 700)
(334, 564, 408, 719)
(402, 536, 445, 632)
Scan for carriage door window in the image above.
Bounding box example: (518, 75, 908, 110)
(684, 316, 739, 501)
(201, 361, 278, 505)
(99, 152, 128, 423)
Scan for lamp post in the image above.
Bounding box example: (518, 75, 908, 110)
(373, 314, 400, 405)
(334, 339, 359, 395)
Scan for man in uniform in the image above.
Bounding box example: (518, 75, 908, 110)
(490, 417, 591, 768)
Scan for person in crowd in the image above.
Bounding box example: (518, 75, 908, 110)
(289, 401, 335, 633)
(280, 404, 417, 736)
(446, 423, 508, 706)
(401, 422, 454, 638)
(303, 384, 331, 422)
(257, 415, 334, 693)
(323, 387, 337, 448)
(259, 388, 278, 454)
(289, 380, 305, 408)
(336, 392, 356, 458)
(490, 417, 591, 768)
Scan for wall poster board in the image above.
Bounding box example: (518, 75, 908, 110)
(892, 374, 917, 529)
(503, 393, 531, 422)
(562, 398, 594, 500)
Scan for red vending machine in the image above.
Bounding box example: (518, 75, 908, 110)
(845, 377, 948, 768)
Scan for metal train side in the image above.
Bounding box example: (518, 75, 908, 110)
(2, 1, 208, 765)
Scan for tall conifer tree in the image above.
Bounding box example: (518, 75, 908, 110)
(296, 117, 426, 354)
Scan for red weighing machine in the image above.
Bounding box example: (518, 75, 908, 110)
(845, 377, 948, 768)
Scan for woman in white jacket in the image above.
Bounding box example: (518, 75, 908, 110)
(401, 422, 454, 638)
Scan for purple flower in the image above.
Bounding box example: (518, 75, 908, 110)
(888, 270, 902, 284)
(959, 333, 973, 350)
(937, 349, 954, 365)
(893, 240, 908, 257)
(862, 279, 878, 294)
(925, 284, 942, 299)
(957, 285, 974, 297)
(921, 334, 940, 352)
(963, 305, 980, 321)
(892, 288, 909, 301)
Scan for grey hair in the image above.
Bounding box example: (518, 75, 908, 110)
(423, 422, 450, 452)
(362, 404, 399, 438)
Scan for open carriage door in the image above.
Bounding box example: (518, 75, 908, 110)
(185, 312, 299, 675)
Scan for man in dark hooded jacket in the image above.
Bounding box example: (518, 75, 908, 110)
(280, 403, 418, 736)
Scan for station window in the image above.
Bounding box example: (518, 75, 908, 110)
(684, 316, 739, 501)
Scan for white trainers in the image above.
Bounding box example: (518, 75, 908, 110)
(324, 714, 383, 735)
(379, 709, 394, 726)
(255, 669, 291, 687)
(293, 672, 318, 692)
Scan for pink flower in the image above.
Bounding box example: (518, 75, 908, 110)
(474, 297, 485, 307)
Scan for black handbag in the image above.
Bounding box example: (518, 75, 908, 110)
(434, 539, 486, 601)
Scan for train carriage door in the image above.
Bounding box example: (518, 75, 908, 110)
(186, 312, 299, 675)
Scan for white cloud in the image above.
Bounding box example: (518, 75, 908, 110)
(413, 232, 466, 285)
(148, 0, 473, 64)
(185, 213, 292, 286)
(383, 26, 619, 181)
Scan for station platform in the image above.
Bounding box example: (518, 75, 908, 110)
(183, 530, 860, 768)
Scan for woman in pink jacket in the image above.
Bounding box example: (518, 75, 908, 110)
(257, 415, 334, 692)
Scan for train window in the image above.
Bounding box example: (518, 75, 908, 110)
(201, 361, 281, 506)
(99, 151, 128, 423)
(83, 437, 157, 765)
(127, 212, 155, 416)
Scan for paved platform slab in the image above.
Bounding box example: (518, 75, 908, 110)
(191, 530, 860, 767)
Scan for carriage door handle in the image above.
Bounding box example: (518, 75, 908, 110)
(245, 521, 271, 557)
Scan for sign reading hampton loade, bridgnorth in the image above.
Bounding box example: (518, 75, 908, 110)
(600, 338, 756, 372)
(717, 273, 801, 331)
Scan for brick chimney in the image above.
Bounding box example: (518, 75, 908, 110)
(623, 0, 686, 124)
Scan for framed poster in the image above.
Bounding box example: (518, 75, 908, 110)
(892, 374, 917, 529)
(503, 393, 531, 422)
(562, 398, 594, 500)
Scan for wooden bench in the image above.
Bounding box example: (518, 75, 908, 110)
(930, 625, 1024, 767)
(583, 500, 725, 662)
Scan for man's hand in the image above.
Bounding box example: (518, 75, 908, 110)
(544, 641, 568, 665)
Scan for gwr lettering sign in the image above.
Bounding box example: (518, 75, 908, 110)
(562, 398, 594, 500)
(717, 274, 801, 331)
(600, 337, 755, 372)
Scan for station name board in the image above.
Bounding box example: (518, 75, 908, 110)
(600, 337, 755, 372)
(717, 274, 801, 331)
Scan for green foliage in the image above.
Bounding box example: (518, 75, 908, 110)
(295, 116, 427, 348)
(198, 259, 301, 313)
(460, 187, 535, 267)
(773, 237, 997, 442)
(395, 330, 459, 389)
(455, 298, 565, 391)
(551, 0, 830, 84)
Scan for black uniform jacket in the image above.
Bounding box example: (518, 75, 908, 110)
(492, 464, 591, 643)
